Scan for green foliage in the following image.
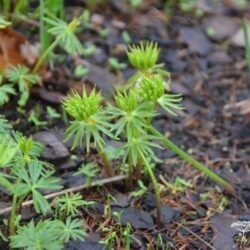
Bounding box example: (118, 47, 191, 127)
(40, 0, 65, 54)
(0, 83, 16, 106)
(10, 220, 64, 250)
(123, 134, 162, 166)
(127, 41, 160, 70)
(243, 17, 250, 71)
(44, 14, 83, 55)
(56, 217, 87, 242)
(33, 11, 85, 73)
(131, 180, 147, 197)
(63, 89, 112, 151)
(56, 193, 94, 217)
(10, 218, 86, 249)
(108, 57, 127, 71)
(6, 65, 40, 106)
(14, 163, 61, 215)
(75, 162, 99, 186)
(0, 115, 11, 133)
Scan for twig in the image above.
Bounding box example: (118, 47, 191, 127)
(175, 222, 215, 250)
(0, 175, 126, 216)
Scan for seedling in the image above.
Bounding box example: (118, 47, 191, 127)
(74, 64, 89, 78)
(75, 162, 99, 186)
(5, 64, 40, 106)
(46, 106, 61, 119)
(0, 76, 16, 106)
(131, 180, 147, 198)
(62, 41, 234, 227)
(62, 89, 114, 177)
(55, 193, 87, 218)
(108, 57, 127, 71)
(33, 12, 85, 73)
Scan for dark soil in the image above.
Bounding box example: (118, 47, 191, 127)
(1, 1, 250, 249)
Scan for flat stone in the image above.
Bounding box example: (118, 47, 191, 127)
(33, 131, 70, 160)
(86, 65, 116, 95)
(203, 15, 240, 41)
(65, 241, 104, 250)
(180, 27, 213, 55)
(112, 207, 154, 229)
(207, 51, 232, 66)
(153, 205, 179, 225)
(230, 20, 250, 48)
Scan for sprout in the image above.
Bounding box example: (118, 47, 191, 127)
(127, 41, 159, 70)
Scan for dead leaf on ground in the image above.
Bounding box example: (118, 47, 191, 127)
(224, 99, 250, 116)
(0, 27, 39, 73)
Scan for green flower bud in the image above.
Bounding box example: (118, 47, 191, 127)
(139, 74, 165, 102)
(63, 89, 102, 121)
(127, 41, 159, 70)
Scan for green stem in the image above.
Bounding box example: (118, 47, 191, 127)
(140, 152, 162, 227)
(32, 37, 59, 73)
(98, 149, 113, 177)
(126, 153, 133, 191)
(136, 160, 142, 182)
(9, 194, 18, 236)
(149, 126, 234, 193)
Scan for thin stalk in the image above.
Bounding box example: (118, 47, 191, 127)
(149, 126, 235, 193)
(136, 160, 142, 182)
(98, 149, 114, 177)
(32, 37, 59, 73)
(9, 194, 18, 236)
(126, 153, 133, 191)
(140, 152, 161, 227)
(243, 17, 250, 71)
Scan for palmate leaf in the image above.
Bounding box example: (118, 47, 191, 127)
(0, 115, 11, 133)
(6, 65, 40, 106)
(10, 220, 63, 250)
(14, 162, 62, 215)
(123, 134, 162, 166)
(44, 14, 84, 55)
(56, 217, 86, 243)
(157, 93, 184, 116)
(0, 136, 17, 167)
(105, 102, 157, 139)
(0, 84, 16, 106)
(65, 112, 113, 152)
(56, 193, 86, 217)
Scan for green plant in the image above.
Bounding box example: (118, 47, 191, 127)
(243, 17, 250, 71)
(33, 12, 85, 73)
(62, 89, 114, 177)
(108, 57, 127, 71)
(74, 64, 89, 78)
(75, 162, 99, 186)
(40, 0, 65, 55)
(0, 125, 62, 237)
(5, 65, 40, 106)
(10, 218, 86, 249)
(131, 180, 147, 197)
(55, 192, 94, 218)
(62, 40, 234, 227)
(0, 73, 16, 106)
(46, 106, 61, 119)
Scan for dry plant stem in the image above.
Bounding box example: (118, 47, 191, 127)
(149, 126, 235, 193)
(140, 152, 162, 227)
(98, 149, 114, 177)
(0, 175, 126, 216)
